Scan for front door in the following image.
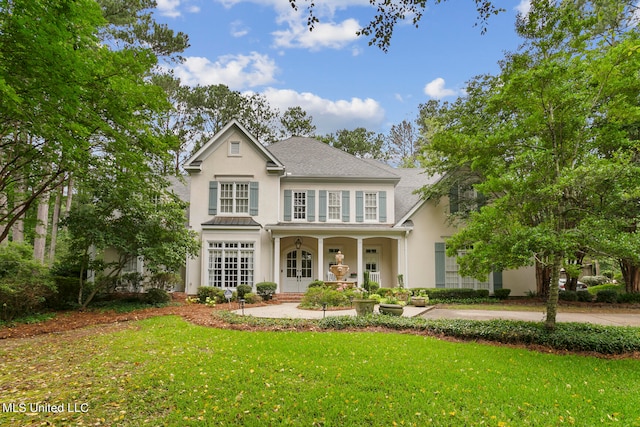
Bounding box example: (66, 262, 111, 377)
(283, 249, 313, 293)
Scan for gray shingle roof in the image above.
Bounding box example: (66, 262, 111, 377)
(267, 137, 399, 181)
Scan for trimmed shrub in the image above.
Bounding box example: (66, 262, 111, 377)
(47, 276, 81, 310)
(476, 289, 490, 298)
(616, 292, 640, 304)
(576, 291, 593, 302)
(256, 282, 277, 301)
(144, 288, 171, 304)
(368, 281, 380, 294)
(197, 286, 225, 304)
(148, 272, 182, 291)
(243, 292, 261, 304)
(559, 290, 578, 301)
(596, 289, 618, 303)
(236, 284, 252, 299)
(493, 288, 511, 300)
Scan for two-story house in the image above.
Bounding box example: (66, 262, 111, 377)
(183, 119, 535, 296)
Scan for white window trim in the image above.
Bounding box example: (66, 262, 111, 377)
(364, 191, 378, 222)
(292, 191, 307, 221)
(444, 249, 492, 291)
(219, 181, 249, 215)
(207, 241, 255, 288)
(228, 140, 241, 156)
(327, 190, 341, 222)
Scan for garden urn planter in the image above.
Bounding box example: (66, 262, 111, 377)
(353, 299, 376, 316)
(412, 297, 426, 307)
(379, 303, 404, 316)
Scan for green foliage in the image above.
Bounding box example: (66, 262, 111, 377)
(197, 286, 225, 304)
(143, 288, 171, 305)
(580, 276, 609, 287)
(300, 286, 350, 308)
(493, 289, 511, 300)
(307, 280, 324, 288)
(476, 289, 490, 298)
(559, 291, 578, 302)
(255, 282, 277, 300)
(367, 281, 380, 294)
(0, 243, 55, 320)
(617, 293, 640, 304)
(242, 292, 261, 304)
(576, 291, 593, 303)
(588, 283, 624, 294)
(595, 290, 618, 304)
(148, 272, 182, 291)
(236, 284, 252, 299)
(319, 127, 389, 160)
(46, 276, 81, 310)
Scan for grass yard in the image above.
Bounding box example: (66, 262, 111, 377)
(1, 316, 640, 426)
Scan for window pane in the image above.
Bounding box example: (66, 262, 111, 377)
(328, 191, 340, 220)
(365, 192, 377, 220)
(220, 183, 234, 213)
(293, 192, 306, 219)
(235, 183, 249, 213)
(208, 241, 254, 288)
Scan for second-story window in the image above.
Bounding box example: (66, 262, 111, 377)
(328, 191, 341, 221)
(293, 191, 306, 220)
(364, 192, 378, 221)
(220, 182, 249, 214)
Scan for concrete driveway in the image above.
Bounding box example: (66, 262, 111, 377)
(234, 303, 640, 327)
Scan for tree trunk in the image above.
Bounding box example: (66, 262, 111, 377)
(48, 185, 63, 263)
(620, 259, 640, 293)
(545, 254, 562, 330)
(65, 176, 73, 213)
(33, 192, 50, 263)
(535, 260, 551, 298)
(0, 192, 6, 245)
(11, 177, 25, 243)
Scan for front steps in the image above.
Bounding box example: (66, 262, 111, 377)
(274, 293, 304, 303)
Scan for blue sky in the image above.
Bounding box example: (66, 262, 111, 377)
(155, 0, 531, 135)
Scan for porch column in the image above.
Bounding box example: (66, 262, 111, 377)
(357, 237, 363, 287)
(317, 237, 324, 282)
(404, 233, 410, 288)
(273, 236, 280, 291)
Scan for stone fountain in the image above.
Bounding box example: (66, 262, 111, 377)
(329, 250, 349, 282)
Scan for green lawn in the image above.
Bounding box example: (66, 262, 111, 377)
(1, 316, 639, 426)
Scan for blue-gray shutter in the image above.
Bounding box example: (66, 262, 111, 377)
(355, 191, 363, 222)
(492, 271, 503, 291)
(284, 190, 292, 221)
(449, 185, 459, 214)
(307, 190, 315, 222)
(379, 191, 387, 222)
(249, 182, 259, 216)
(319, 190, 327, 222)
(342, 191, 350, 222)
(435, 242, 446, 288)
(208, 181, 218, 215)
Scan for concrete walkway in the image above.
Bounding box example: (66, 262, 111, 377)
(234, 303, 640, 326)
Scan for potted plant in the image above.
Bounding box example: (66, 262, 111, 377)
(352, 287, 377, 316)
(379, 295, 404, 316)
(410, 290, 429, 307)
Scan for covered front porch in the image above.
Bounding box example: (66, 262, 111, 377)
(266, 225, 411, 294)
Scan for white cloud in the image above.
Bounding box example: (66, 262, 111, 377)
(214, 0, 367, 50)
(157, 0, 182, 18)
(230, 20, 250, 38)
(172, 53, 279, 89)
(515, 0, 531, 16)
(262, 88, 385, 134)
(272, 19, 360, 50)
(423, 78, 458, 99)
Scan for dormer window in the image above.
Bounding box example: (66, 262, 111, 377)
(229, 141, 241, 156)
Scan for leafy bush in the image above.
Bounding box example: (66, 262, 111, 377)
(493, 289, 511, 300)
(576, 291, 593, 302)
(144, 288, 171, 304)
(148, 272, 182, 291)
(236, 284, 252, 299)
(596, 289, 618, 303)
(243, 292, 261, 304)
(0, 243, 55, 320)
(300, 286, 350, 308)
(308, 280, 324, 288)
(580, 275, 609, 287)
(213, 312, 640, 355)
(367, 281, 380, 294)
(476, 289, 490, 298)
(197, 286, 225, 304)
(559, 291, 578, 301)
(616, 293, 640, 304)
(46, 276, 81, 310)
(589, 283, 624, 295)
(256, 282, 277, 300)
